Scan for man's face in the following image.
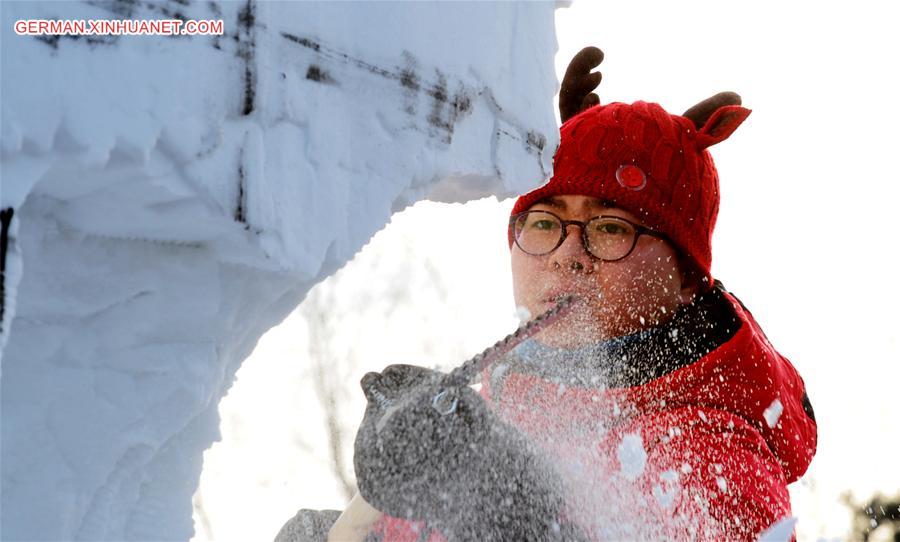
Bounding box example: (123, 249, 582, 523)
(510, 195, 696, 348)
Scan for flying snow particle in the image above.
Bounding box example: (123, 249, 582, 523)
(617, 433, 647, 481)
(639, 316, 646, 325)
(756, 517, 798, 542)
(652, 470, 680, 509)
(652, 484, 675, 508)
(716, 476, 728, 494)
(764, 398, 784, 428)
(515, 305, 532, 323)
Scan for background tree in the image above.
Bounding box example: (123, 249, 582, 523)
(845, 492, 900, 542)
(295, 224, 459, 501)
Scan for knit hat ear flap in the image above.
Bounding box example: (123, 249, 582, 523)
(695, 105, 752, 149)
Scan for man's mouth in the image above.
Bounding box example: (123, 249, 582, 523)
(544, 293, 571, 304)
(543, 285, 589, 304)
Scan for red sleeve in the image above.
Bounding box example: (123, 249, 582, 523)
(634, 407, 791, 541)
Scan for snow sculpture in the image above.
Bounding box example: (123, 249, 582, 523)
(0, 1, 558, 539)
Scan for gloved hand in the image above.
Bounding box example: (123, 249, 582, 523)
(353, 364, 578, 540)
(353, 364, 490, 518)
(274, 508, 341, 542)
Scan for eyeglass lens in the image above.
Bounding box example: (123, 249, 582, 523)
(513, 211, 637, 261)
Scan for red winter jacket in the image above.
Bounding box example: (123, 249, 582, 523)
(368, 284, 817, 541)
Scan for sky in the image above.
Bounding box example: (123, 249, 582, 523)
(196, 2, 900, 541)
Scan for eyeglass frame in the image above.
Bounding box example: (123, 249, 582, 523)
(509, 209, 668, 262)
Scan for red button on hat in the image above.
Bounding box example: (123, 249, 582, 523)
(616, 164, 647, 191)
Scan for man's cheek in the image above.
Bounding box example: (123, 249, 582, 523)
(513, 276, 541, 312)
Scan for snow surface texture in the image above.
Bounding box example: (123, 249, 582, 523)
(0, 1, 558, 539)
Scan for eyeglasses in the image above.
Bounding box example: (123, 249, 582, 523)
(509, 210, 667, 262)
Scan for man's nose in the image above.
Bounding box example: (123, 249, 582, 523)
(549, 224, 594, 273)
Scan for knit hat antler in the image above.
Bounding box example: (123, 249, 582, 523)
(558, 46, 744, 129)
(559, 46, 603, 123)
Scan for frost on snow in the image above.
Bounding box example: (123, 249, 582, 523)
(0, 1, 559, 540)
(617, 433, 648, 481)
(764, 398, 784, 428)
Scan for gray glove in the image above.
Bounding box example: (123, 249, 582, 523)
(274, 509, 341, 542)
(353, 364, 586, 541)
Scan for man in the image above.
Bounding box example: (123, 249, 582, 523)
(277, 48, 817, 541)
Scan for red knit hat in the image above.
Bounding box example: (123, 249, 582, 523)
(510, 101, 751, 287)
